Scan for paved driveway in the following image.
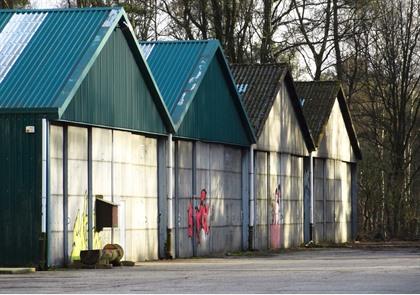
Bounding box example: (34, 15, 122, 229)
(0, 247, 419, 293)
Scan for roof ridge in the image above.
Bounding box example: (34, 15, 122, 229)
(0, 7, 118, 13)
(231, 62, 288, 67)
(140, 39, 218, 44)
(295, 80, 340, 84)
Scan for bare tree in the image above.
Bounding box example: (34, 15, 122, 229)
(289, 0, 333, 80)
(358, 0, 420, 238)
(1, 0, 29, 8)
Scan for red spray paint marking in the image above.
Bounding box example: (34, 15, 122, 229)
(187, 189, 210, 244)
(199, 203, 210, 234)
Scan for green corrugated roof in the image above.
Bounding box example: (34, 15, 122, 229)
(0, 8, 113, 109)
(0, 8, 174, 131)
(139, 40, 256, 143)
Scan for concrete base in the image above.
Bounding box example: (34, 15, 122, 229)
(0, 268, 36, 274)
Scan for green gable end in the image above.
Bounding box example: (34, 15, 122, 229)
(61, 27, 167, 135)
(177, 54, 250, 146)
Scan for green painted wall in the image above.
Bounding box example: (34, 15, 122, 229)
(176, 54, 251, 146)
(0, 114, 43, 266)
(62, 28, 167, 135)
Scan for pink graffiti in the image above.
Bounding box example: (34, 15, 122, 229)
(272, 185, 281, 225)
(270, 184, 282, 249)
(187, 189, 210, 243)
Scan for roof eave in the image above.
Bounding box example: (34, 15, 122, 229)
(283, 71, 316, 152)
(119, 11, 175, 133)
(215, 47, 257, 144)
(0, 107, 58, 117)
(337, 87, 362, 160)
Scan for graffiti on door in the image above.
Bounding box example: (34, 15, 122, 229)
(272, 185, 281, 225)
(270, 184, 282, 249)
(187, 189, 210, 244)
(71, 197, 102, 261)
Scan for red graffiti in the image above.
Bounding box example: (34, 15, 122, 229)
(197, 203, 210, 235)
(200, 189, 206, 202)
(187, 189, 210, 243)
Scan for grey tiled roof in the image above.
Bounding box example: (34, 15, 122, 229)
(295, 81, 362, 159)
(230, 64, 314, 152)
(230, 64, 287, 137)
(295, 81, 340, 145)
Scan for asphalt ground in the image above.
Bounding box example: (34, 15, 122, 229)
(0, 247, 419, 293)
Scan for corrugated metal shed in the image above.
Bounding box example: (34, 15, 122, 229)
(139, 40, 256, 145)
(0, 8, 173, 132)
(0, 7, 174, 267)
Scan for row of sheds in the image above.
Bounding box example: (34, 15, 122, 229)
(0, 7, 361, 267)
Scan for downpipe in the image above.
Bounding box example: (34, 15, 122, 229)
(249, 144, 256, 250)
(306, 152, 315, 246)
(166, 133, 174, 258)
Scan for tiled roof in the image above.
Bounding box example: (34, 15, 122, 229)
(231, 64, 286, 137)
(295, 81, 362, 159)
(231, 63, 314, 150)
(295, 81, 340, 145)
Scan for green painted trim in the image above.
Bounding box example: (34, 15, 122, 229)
(0, 108, 57, 115)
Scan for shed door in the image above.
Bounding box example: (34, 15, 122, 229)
(175, 141, 243, 258)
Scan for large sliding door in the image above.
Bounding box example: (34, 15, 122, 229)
(49, 123, 160, 265)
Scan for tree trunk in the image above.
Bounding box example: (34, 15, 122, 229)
(333, 0, 343, 80)
(211, 0, 224, 43)
(260, 0, 273, 63)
